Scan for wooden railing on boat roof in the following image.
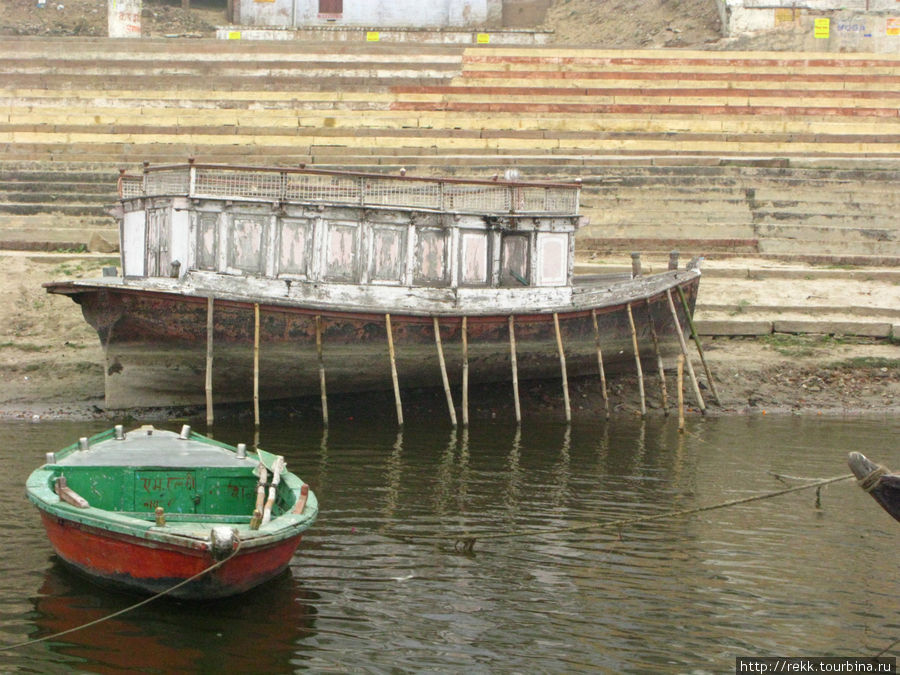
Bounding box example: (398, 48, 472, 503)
(118, 161, 581, 217)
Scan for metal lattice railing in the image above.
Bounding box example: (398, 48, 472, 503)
(122, 164, 580, 215)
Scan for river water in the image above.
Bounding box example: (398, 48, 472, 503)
(0, 413, 898, 673)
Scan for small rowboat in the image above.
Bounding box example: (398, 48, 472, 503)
(847, 451, 900, 524)
(26, 425, 318, 600)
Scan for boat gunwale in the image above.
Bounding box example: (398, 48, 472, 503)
(26, 428, 318, 549)
(43, 267, 701, 319)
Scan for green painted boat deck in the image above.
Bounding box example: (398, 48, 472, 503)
(26, 427, 318, 543)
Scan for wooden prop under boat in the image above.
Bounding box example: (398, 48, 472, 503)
(847, 451, 900, 524)
(26, 425, 318, 600)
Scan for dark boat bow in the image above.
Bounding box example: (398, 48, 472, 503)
(848, 451, 900, 524)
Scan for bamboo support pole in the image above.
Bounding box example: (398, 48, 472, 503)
(433, 317, 457, 427)
(676, 285, 721, 406)
(508, 315, 521, 425)
(553, 312, 572, 423)
(461, 316, 469, 428)
(677, 354, 685, 433)
(315, 315, 328, 427)
(666, 289, 705, 414)
(205, 297, 214, 427)
(385, 314, 404, 426)
(253, 303, 260, 427)
(590, 309, 610, 420)
(645, 298, 669, 416)
(626, 303, 646, 417)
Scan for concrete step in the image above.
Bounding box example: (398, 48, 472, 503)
(758, 237, 900, 258)
(582, 255, 900, 337)
(0, 202, 108, 216)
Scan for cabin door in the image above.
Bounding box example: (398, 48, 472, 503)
(145, 208, 171, 277)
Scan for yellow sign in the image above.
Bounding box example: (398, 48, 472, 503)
(366, 31, 380, 41)
(887, 18, 900, 37)
(774, 8, 798, 26)
(814, 18, 830, 39)
(227, 31, 242, 40)
(476, 33, 490, 44)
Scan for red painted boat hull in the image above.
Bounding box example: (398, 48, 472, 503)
(46, 273, 700, 409)
(39, 511, 304, 600)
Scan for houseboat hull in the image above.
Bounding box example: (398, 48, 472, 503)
(46, 269, 700, 410)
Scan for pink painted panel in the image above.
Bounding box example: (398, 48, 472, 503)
(279, 219, 310, 276)
(415, 229, 448, 285)
(325, 224, 357, 281)
(460, 231, 488, 285)
(230, 216, 265, 274)
(371, 226, 405, 282)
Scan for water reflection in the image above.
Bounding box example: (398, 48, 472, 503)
(28, 561, 317, 673)
(2, 416, 900, 672)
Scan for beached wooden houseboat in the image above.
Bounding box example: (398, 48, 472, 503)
(45, 162, 702, 420)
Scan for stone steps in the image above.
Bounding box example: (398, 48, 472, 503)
(581, 256, 900, 338)
(0, 39, 898, 261)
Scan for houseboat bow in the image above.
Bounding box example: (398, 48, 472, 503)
(45, 162, 701, 412)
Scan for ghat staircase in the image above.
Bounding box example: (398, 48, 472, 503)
(1, 37, 899, 339)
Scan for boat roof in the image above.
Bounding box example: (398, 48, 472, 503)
(56, 427, 251, 469)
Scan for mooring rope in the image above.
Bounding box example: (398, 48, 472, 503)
(0, 537, 243, 652)
(858, 465, 888, 493)
(402, 473, 855, 553)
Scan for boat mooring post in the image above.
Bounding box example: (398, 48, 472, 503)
(676, 285, 721, 406)
(433, 317, 457, 427)
(508, 315, 522, 424)
(385, 313, 404, 426)
(666, 288, 706, 414)
(315, 315, 328, 427)
(645, 298, 669, 416)
(461, 316, 469, 427)
(552, 312, 572, 423)
(253, 303, 261, 427)
(205, 296, 214, 427)
(590, 309, 611, 419)
(626, 303, 647, 417)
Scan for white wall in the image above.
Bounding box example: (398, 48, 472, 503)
(122, 210, 146, 277)
(237, 0, 502, 28)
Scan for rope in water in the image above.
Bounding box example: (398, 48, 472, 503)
(406, 473, 856, 553)
(0, 537, 243, 652)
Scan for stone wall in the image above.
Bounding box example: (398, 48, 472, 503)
(717, 0, 900, 52)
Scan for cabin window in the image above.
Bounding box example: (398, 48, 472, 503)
(146, 207, 171, 277)
(318, 0, 342, 17)
(228, 215, 267, 275)
(414, 228, 449, 286)
(500, 234, 529, 287)
(459, 230, 490, 286)
(369, 225, 407, 283)
(536, 232, 568, 286)
(196, 212, 218, 271)
(324, 221, 358, 282)
(278, 218, 312, 277)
